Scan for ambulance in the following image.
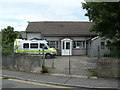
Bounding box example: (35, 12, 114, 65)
(14, 39, 57, 59)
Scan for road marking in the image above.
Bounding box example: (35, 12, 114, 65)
(8, 79, 71, 88)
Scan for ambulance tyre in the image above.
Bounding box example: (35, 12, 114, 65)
(45, 53, 52, 59)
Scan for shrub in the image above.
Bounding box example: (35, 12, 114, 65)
(104, 53, 112, 57)
(88, 68, 98, 76)
(41, 67, 49, 73)
(2, 44, 14, 54)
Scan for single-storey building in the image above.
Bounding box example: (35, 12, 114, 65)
(25, 21, 109, 56)
(87, 36, 110, 57)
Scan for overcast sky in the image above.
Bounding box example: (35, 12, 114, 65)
(0, 0, 89, 31)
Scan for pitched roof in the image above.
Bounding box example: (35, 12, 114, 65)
(26, 21, 97, 36)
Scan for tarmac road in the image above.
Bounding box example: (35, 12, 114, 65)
(1, 77, 116, 90)
(2, 77, 71, 88)
(1, 77, 92, 90)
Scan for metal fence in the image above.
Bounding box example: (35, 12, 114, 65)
(44, 56, 98, 77)
(44, 46, 119, 78)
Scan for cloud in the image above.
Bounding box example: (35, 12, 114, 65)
(0, 0, 85, 4)
(0, 0, 88, 31)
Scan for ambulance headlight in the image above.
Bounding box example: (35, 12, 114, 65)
(50, 48, 57, 54)
(52, 51, 56, 54)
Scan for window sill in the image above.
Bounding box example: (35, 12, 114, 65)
(72, 48, 86, 50)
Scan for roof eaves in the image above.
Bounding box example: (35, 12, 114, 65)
(42, 34, 97, 37)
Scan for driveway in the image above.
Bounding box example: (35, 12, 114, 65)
(45, 56, 98, 77)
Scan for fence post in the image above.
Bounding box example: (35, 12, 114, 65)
(97, 45, 100, 76)
(98, 45, 100, 59)
(38, 50, 41, 67)
(69, 49, 71, 75)
(42, 46, 45, 68)
(52, 57, 54, 68)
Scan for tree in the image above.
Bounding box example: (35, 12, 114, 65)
(0, 32, 2, 53)
(82, 2, 120, 57)
(82, 2, 120, 42)
(1, 26, 19, 54)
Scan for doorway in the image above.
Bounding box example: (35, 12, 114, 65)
(61, 38, 72, 55)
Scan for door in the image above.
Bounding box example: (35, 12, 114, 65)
(61, 38, 72, 55)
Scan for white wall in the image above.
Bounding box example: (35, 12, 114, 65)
(45, 36, 62, 41)
(87, 37, 110, 57)
(71, 37, 91, 41)
(72, 49, 86, 55)
(27, 33, 42, 40)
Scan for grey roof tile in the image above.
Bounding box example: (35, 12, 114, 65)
(26, 21, 97, 36)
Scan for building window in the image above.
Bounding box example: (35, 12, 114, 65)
(83, 41, 85, 48)
(63, 42, 64, 49)
(101, 42, 105, 49)
(56, 41, 58, 48)
(66, 42, 70, 49)
(30, 43, 38, 48)
(73, 41, 86, 49)
(73, 41, 76, 48)
(23, 43, 29, 48)
(89, 42, 91, 49)
(76, 41, 82, 48)
(48, 41, 58, 48)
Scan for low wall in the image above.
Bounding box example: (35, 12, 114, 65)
(98, 57, 119, 78)
(2, 54, 42, 73)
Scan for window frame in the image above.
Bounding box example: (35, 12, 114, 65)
(73, 41, 86, 49)
(48, 41, 58, 49)
(101, 42, 105, 49)
(76, 41, 83, 48)
(30, 43, 38, 49)
(23, 43, 29, 49)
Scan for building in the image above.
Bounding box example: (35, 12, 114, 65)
(87, 36, 110, 57)
(25, 21, 109, 56)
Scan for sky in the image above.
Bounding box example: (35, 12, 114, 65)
(0, 0, 89, 31)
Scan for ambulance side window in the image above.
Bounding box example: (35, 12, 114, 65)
(44, 46, 48, 49)
(30, 43, 38, 48)
(40, 43, 44, 48)
(23, 43, 29, 48)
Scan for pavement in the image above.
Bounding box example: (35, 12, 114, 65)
(2, 69, 119, 89)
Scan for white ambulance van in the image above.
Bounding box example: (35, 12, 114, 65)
(14, 39, 57, 59)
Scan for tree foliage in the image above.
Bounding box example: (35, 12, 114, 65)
(82, 2, 120, 42)
(0, 32, 2, 53)
(1, 26, 20, 54)
(82, 2, 120, 57)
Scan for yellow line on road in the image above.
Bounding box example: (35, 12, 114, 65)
(8, 79, 71, 88)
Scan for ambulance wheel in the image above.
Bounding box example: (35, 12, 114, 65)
(45, 53, 52, 59)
